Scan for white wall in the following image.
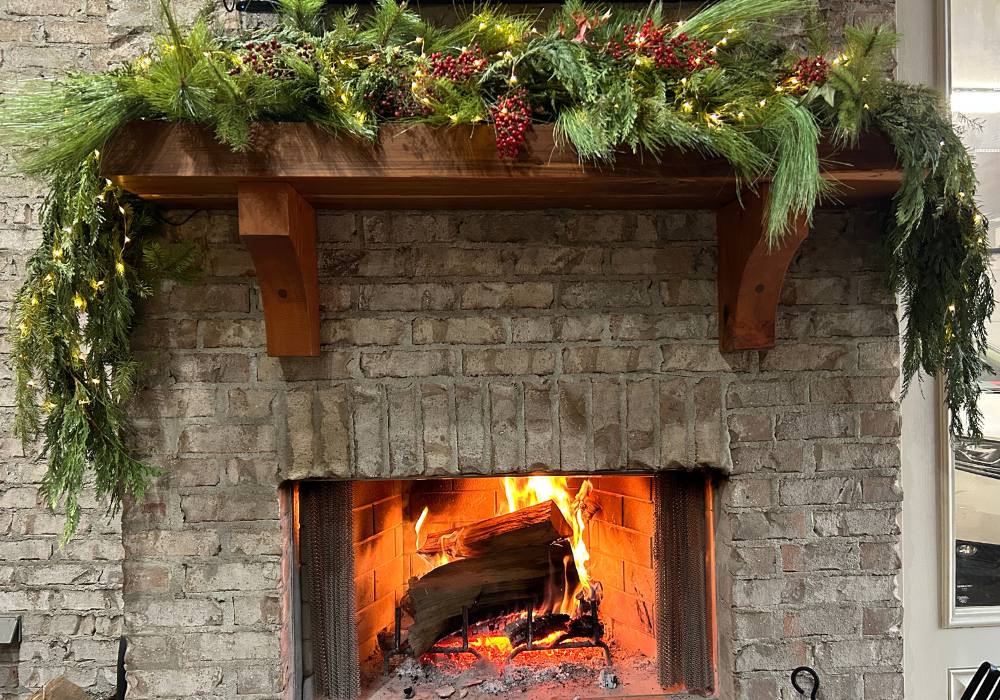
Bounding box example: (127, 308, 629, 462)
(899, 2, 1000, 697)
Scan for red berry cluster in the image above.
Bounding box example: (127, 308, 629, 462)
(365, 68, 431, 119)
(230, 38, 314, 78)
(429, 45, 487, 81)
(791, 55, 830, 89)
(607, 20, 716, 75)
(490, 90, 531, 159)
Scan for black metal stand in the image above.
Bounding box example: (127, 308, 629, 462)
(507, 598, 612, 666)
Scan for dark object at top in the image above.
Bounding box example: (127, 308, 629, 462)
(961, 662, 1000, 700)
(791, 667, 819, 699)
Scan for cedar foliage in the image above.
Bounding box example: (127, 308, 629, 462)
(0, 0, 991, 537)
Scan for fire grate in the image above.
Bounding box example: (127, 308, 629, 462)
(382, 594, 613, 673)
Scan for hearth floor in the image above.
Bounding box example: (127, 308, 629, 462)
(364, 644, 664, 699)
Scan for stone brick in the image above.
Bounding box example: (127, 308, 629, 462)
(387, 384, 421, 476)
(560, 281, 651, 309)
(728, 413, 774, 442)
(775, 409, 855, 439)
(257, 352, 354, 381)
(321, 317, 408, 346)
(489, 383, 522, 467)
(455, 384, 486, 473)
(178, 425, 276, 454)
(227, 388, 275, 418)
(662, 344, 750, 372)
(513, 246, 604, 275)
(184, 562, 280, 593)
(512, 315, 605, 343)
(169, 353, 251, 383)
(810, 376, 898, 404)
(359, 283, 456, 310)
(459, 282, 554, 309)
(558, 380, 589, 468)
(760, 343, 855, 371)
(781, 475, 860, 506)
(421, 383, 454, 473)
(781, 540, 860, 572)
(464, 348, 555, 376)
(127, 599, 224, 627)
(413, 317, 505, 345)
(351, 385, 386, 478)
(727, 379, 808, 408)
(169, 284, 249, 313)
(563, 346, 660, 374)
(592, 380, 622, 469)
(860, 410, 901, 437)
(523, 381, 555, 467)
(626, 379, 657, 467)
(181, 492, 278, 523)
(125, 530, 221, 557)
(361, 349, 452, 377)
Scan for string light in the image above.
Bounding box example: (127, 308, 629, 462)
(52, 246, 63, 260)
(116, 261, 125, 276)
(682, 101, 693, 112)
(72, 294, 86, 310)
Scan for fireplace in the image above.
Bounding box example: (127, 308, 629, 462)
(291, 472, 715, 699)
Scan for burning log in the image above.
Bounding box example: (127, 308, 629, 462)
(417, 500, 573, 559)
(402, 539, 576, 656)
(504, 613, 570, 648)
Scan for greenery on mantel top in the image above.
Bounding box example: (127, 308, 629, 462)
(0, 0, 992, 539)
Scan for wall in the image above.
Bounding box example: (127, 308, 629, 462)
(0, 2, 898, 700)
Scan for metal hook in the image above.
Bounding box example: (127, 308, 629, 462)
(791, 666, 820, 699)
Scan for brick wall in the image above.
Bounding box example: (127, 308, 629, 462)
(0, 2, 899, 699)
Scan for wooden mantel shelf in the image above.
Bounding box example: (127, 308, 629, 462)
(101, 121, 903, 357)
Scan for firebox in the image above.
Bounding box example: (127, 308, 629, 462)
(291, 472, 715, 699)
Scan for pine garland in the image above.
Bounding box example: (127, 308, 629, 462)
(0, 0, 991, 538)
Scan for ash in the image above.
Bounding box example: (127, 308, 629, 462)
(365, 645, 659, 699)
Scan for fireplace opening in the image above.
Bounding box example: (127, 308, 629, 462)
(292, 473, 715, 699)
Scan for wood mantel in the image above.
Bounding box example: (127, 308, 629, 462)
(101, 121, 903, 356)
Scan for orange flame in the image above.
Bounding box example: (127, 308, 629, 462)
(413, 477, 596, 611)
(503, 476, 594, 612)
(415, 505, 450, 567)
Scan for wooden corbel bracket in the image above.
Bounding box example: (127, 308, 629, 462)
(717, 184, 809, 352)
(238, 182, 320, 357)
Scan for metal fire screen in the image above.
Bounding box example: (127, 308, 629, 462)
(655, 471, 715, 694)
(300, 480, 361, 700)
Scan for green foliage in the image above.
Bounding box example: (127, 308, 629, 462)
(8, 154, 199, 542)
(0, 0, 993, 536)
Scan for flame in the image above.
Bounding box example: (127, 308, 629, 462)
(415, 505, 450, 567)
(503, 476, 594, 612)
(413, 477, 596, 611)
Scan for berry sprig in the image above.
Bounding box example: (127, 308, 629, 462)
(229, 38, 315, 78)
(607, 20, 716, 76)
(365, 66, 432, 119)
(790, 55, 831, 90)
(490, 90, 531, 159)
(429, 45, 487, 81)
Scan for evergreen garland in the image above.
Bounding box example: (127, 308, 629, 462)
(0, 0, 991, 538)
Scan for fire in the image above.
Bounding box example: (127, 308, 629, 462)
(502, 476, 594, 612)
(414, 477, 597, 612)
(415, 505, 450, 567)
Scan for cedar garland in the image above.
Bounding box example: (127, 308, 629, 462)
(0, 0, 991, 538)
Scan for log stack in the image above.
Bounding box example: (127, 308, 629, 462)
(402, 500, 577, 656)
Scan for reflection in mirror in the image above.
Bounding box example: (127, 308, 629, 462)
(947, 0, 1000, 622)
